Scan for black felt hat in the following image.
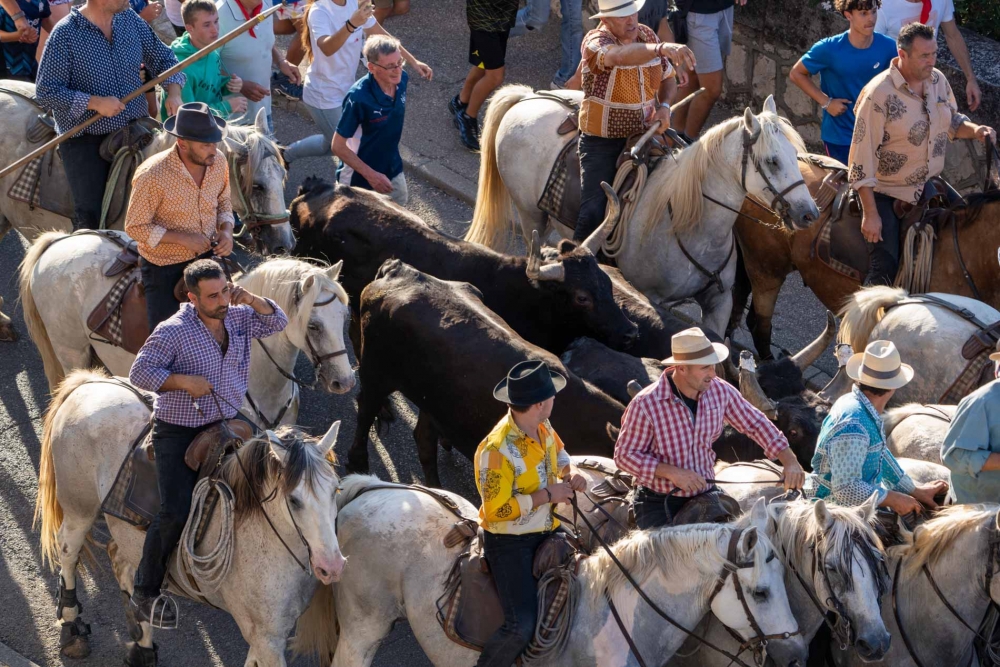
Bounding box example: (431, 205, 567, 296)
(164, 102, 226, 143)
(493, 360, 567, 406)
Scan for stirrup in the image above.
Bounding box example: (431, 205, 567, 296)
(149, 594, 179, 630)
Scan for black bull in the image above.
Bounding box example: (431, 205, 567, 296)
(352, 259, 626, 487)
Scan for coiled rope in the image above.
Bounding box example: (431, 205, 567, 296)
(179, 477, 236, 592)
(602, 159, 648, 259)
(894, 223, 935, 294)
(523, 566, 578, 664)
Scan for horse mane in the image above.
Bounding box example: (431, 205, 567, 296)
(217, 425, 337, 524)
(901, 504, 998, 576)
(239, 257, 349, 318)
(581, 523, 768, 608)
(639, 112, 806, 240)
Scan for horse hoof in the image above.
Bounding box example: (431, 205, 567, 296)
(60, 618, 92, 659)
(124, 642, 158, 667)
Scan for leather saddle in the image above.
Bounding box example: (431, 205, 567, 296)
(437, 527, 579, 652)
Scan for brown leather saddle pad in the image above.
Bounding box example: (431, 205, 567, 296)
(437, 529, 579, 653)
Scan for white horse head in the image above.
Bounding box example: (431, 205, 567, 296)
(224, 421, 346, 584)
(239, 257, 356, 394)
(708, 499, 808, 665)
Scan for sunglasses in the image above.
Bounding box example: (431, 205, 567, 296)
(371, 58, 406, 72)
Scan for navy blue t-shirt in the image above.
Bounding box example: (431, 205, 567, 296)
(336, 70, 407, 190)
(800, 31, 897, 146)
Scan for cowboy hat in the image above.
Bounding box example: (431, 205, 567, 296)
(164, 102, 226, 144)
(662, 327, 730, 366)
(590, 0, 645, 19)
(846, 340, 914, 390)
(493, 360, 567, 406)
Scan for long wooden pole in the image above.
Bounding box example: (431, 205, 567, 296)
(0, 1, 285, 181)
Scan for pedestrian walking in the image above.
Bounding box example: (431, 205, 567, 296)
(509, 0, 583, 90)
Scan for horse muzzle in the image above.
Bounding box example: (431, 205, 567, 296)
(312, 551, 347, 584)
(855, 630, 891, 662)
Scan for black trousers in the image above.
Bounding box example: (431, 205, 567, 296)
(139, 257, 193, 332)
(864, 192, 902, 287)
(133, 419, 202, 598)
(632, 486, 693, 530)
(574, 134, 627, 242)
(58, 133, 111, 231)
(476, 530, 549, 667)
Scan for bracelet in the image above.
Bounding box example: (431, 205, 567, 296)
(345, 19, 357, 32)
(821, 96, 832, 110)
(11, 11, 25, 21)
(544, 488, 552, 503)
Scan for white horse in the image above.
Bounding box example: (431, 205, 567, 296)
(36, 369, 348, 666)
(292, 478, 809, 667)
(884, 404, 956, 464)
(0, 82, 295, 253)
(671, 498, 892, 666)
(465, 87, 819, 334)
(19, 232, 355, 427)
(838, 286, 1000, 405)
(832, 504, 1000, 667)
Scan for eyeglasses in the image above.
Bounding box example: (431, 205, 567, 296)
(371, 58, 406, 71)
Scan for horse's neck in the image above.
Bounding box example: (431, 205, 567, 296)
(776, 522, 828, 640)
(698, 153, 748, 240)
(143, 132, 176, 160)
(246, 331, 298, 424)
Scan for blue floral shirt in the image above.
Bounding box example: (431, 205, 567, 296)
(805, 385, 915, 505)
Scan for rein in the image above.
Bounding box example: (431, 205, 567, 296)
(225, 142, 290, 246)
(739, 125, 808, 224)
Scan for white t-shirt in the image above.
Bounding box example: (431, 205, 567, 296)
(217, 0, 277, 123)
(165, 0, 183, 28)
(301, 0, 376, 110)
(875, 0, 955, 39)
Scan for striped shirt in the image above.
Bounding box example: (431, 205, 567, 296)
(614, 372, 788, 496)
(129, 300, 288, 427)
(475, 412, 572, 535)
(35, 7, 184, 136)
(124, 146, 234, 267)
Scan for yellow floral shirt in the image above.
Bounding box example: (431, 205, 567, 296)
(475, 412, 572, 535)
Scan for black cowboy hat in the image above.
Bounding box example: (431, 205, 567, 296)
(164, 102, 226, 143)
(493, 360, 567, 407)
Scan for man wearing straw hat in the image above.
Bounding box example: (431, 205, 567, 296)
(474, 360, 588, 667)
(806, 340, 947, 512)
(940, 340, 1000, 504)
(615, 327, 806, 530)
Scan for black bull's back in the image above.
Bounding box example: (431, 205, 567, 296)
(350, 260, 625, 486)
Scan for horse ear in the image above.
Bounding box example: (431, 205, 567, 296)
(813, 498, 835, 533)
(763, 94, 778, 115)
(861, 492, 879, 522)
(254, 107, 269, 136)
(743, 107, 760, 135)
(749, 497, 768, 531)
(738, 526, 759, 558)
(327, 260, 343, 281)
(301, 274, 317, 300)
(317, 421, 341, 457)
(267, 430, 287, 463)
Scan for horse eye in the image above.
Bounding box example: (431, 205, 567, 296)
(308, 322, 320, 331)
(752, 588, 769, 602)
(253, 183, 264, 192)
(289, 496, 303, 510)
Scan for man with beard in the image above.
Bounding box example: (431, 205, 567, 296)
(35, 0, 185, 231)
(128, 258, 288, 627)
(125, 102, 236, 331)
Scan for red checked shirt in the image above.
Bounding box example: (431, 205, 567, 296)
(614, 371, 789, 496)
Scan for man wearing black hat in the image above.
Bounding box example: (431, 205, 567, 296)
(474, 360, 588, 667)
(125, 101, 236, 332)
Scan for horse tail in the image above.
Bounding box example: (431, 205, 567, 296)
(290, 582, 338, 664)
(19, 231, 70, 390)
(466, 84, 534, 252)
(35, 368, 110, 570)
(836, 286, 908, 354)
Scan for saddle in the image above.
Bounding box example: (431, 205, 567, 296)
(436, 526, 580, 655)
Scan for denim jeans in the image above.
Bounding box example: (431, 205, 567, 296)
(823, 142, 851, 166)
(139, 257, 194, 332)
(511, 0, 582, 85)
(476, 530, 549, 667)
(133, 419, 203, 598)
(632, 486, 693, 530)
(58, 133, 111, 231)
(283, 103, 343, 163)
(864, 192, 902, 287)
(575, 134, 626, 242)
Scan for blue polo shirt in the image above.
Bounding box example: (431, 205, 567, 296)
(800, 31, 897, 146)
(336, 70, 407, 190)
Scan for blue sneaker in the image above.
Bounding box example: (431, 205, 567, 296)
(272, 71, 303, 101)
(457, 112, 480, 152)
(448, 94, 467, 129)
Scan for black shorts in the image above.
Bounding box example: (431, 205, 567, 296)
(469, 29, 511, 70)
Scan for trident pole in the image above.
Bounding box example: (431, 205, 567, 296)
(0, 1, 285, 181)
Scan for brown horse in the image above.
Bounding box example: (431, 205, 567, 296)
(729, 155, 1000, 358)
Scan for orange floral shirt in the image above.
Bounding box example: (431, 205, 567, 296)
(124, 146, 234, 266)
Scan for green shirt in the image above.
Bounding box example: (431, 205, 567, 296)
(160, 32, 233, 120)
(941, 380, 1000, 503)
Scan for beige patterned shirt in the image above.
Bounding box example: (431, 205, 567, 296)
(847, 58, 969, 204)
(580, 23, 674, 139)
(124, 146, 234, 266)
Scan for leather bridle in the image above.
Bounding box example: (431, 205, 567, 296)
(226, 142, 291, 251)
(739, 124, 809, 224)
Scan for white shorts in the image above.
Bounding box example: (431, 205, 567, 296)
(686, 6, 733, 75)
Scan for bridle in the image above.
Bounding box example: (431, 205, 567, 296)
(570, 496, 799, 667)
(892, 509, 1000, 667)
(225, 140, 291, 250)
(739, 124, 809, 224)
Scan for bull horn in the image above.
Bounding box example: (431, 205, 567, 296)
(790, 311, 837, 371)
(626, 380, 643, 399)
(738, 351, 778, 419)
(580, 182, 620, 256)
(818, 343, 855, 403)
(722, 338, 740, 384)
(526, 229, 566, 282)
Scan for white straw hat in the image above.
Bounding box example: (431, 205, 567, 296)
(662, 327, 730, 366)
(590, 0, 645, 19)
(846, 340, 914, 390)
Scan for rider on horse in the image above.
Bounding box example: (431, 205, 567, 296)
(574, 0, 693, 245)
(473, 360, 587, 667)
(615, 327, 806, 529)
(803, 340, 948, 512)
(124, 102, 235, 331)
(126, 259, 287, 627)
(847, 22, 996, 287)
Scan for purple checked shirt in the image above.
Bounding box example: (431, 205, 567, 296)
(129, 300, 288, 427)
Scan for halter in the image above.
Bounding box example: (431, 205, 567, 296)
(226, 141, 291, 249)
(739, 124, 809, 224)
